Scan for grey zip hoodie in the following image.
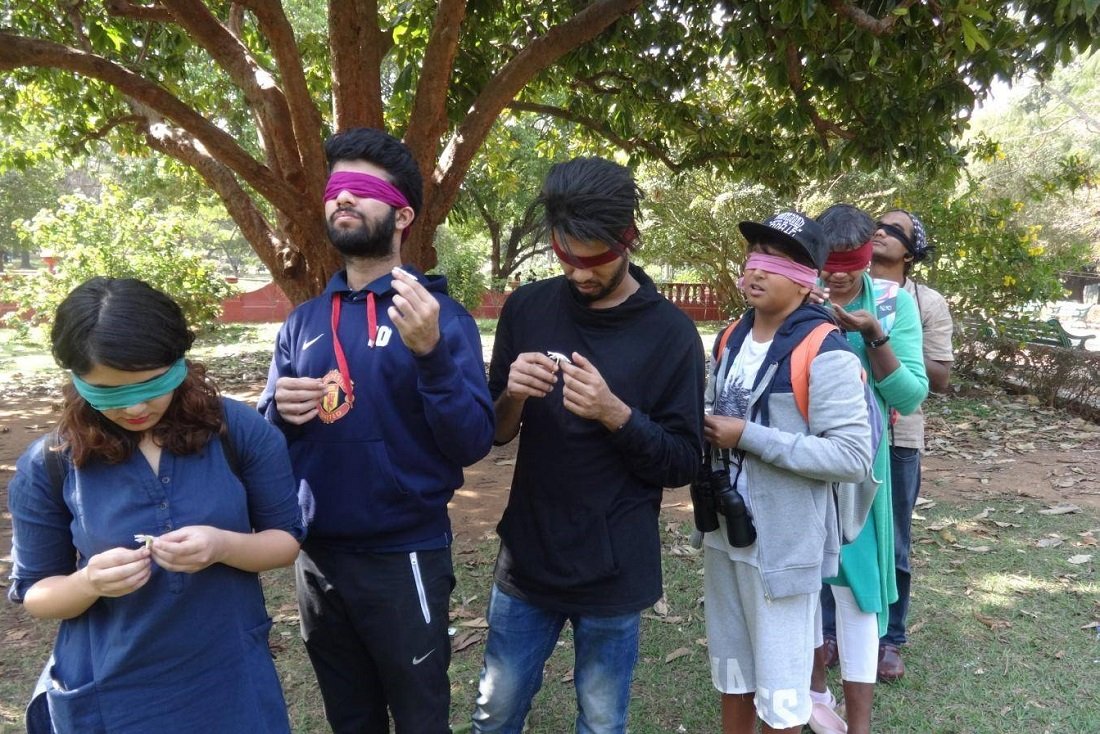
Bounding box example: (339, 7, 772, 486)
(705, 306, 873, 600)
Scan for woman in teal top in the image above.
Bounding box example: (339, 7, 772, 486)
(810, 205, 927, 734)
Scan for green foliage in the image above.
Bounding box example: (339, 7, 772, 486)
(432, 225, 488, 311)
(637, 165, 783, 316)
(3, 0, 1099, 303)
(1, 185, 234, 340)
(965, 49, 1100, 261)
(905, 188, 1088, 317)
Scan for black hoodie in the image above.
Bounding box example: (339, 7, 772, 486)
(488, 264, 704, 615)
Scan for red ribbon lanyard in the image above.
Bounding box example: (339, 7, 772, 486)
(330, 292, 379, 401)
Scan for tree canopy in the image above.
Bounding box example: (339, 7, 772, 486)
(2, 1, 1097, 302)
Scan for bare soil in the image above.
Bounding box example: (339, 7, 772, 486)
(2, 382, 1098, 700)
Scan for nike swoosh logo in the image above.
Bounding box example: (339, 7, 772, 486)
(412, 649, 436, 665)
(302, 334, 325, 350)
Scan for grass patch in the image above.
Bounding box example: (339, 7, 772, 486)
(2, 491, 1096, 732)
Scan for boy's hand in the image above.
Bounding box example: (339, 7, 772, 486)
(504, 352, 559, 401)
(274, 376, 324, 425)
(832, 306, 883, 341)
(704, 414, 746, 449)
(389, 267, 441, 356)
(560, 353, 631, 431)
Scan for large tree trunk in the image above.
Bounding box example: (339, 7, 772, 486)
(0, 0, 641, 304)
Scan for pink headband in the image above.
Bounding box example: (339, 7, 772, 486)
(324, 171, 410, 208)
(739, 252, 818, 289)
(325, 171, 412, 242)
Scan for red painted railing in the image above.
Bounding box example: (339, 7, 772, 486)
(472, 282, 725, 322)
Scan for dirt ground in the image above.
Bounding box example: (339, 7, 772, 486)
(2, 383, 1098, 659)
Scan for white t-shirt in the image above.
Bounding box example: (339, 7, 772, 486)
(706, 334, 771, 562)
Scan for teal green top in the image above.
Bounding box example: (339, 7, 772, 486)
(825, 273, 928, 635)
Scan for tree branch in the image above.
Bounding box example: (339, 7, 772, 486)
(0, 32, 302, 215)
(826, 0, 918, 36)
(783, 41, 856, 142)
(507, 100, 682, 170)
(404, 0, 467, 181)
(329, 0, 387, 130)
(430, 0, 641, 226)
(71, 113, 147, 147)
(103, 0, 175, 23)
(158, 0, 304, 185)
(238, 0, 326, 199)
(144, 121, 340, 300)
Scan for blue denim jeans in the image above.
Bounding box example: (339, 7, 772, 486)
(470, 584, 641, 734)
(884, 446, 921, 646)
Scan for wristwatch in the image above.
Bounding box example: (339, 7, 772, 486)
(865, 334, 890, 349)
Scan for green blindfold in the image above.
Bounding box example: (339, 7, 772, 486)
(71, 358, 188, 411)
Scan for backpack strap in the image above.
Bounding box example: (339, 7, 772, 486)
(790, 322, 841, 422)
(43, 431, 69, 502)
(219, 402, 243, 481)
(714, 319, 740, 361)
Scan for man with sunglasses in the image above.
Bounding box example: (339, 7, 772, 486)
(471, 157, 704, 733)
(869, 209, 954, 682)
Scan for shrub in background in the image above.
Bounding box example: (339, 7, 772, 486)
(2, 185, 234, 339)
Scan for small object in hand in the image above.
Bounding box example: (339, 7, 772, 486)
(546, 351, 572, 365)
(134, 534, 155, 550)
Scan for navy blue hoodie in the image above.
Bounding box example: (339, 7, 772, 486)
(259, 268, 494, 552)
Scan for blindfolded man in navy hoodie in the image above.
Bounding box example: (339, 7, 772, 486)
(471, 157, 704, 734)
(259, 127, 494, 734)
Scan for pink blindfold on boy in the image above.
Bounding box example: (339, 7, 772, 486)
(324, 171, 410, 208)
(739, 253, 819, 290)
(324, 171, 413, 242)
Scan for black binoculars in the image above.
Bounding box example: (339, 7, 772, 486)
(690, 463, 757, 548)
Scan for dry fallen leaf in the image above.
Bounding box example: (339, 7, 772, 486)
(1038, 503, 1081, 516)
(653, 598, 669, 616)
(1036, 537, 1064, 549)
(974, 611, 1012, 631)
(457, 617, 489, 628)
(1067, 554, 1093, 565)
(452, 630, 485, 653)
(665, 647, 692, 663)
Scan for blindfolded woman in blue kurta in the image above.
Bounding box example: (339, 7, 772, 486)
(7, 276, 305, 734)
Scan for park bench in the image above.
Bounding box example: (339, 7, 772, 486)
(981, 316, 1095, 349)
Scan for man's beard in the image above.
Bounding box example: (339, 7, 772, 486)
(327, 206, 396, 259)
(567, 257, 629, 304)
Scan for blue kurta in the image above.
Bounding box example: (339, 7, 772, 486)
(8, 398, 305, 733)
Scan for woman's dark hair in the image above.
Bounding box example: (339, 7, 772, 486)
(324, 127, 424, 217)
(51, 277, 223, 467)
(533, 156, 643, 252)
(817, 203, 875, 252)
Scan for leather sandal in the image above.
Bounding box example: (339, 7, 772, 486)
(878, 643, 906, 682)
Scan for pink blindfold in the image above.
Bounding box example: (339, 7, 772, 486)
(324, 171, 411, 209)
(739, 253, 819, 289)
(325, 171, 413, 241)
